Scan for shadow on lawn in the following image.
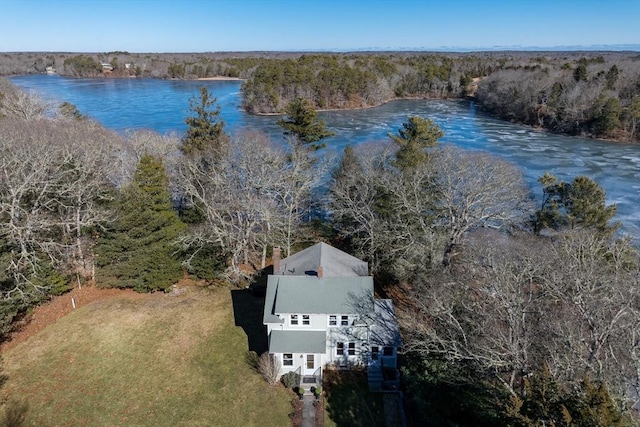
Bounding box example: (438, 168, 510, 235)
(324, 369, 385, 427)
(230, 267, 271, 354)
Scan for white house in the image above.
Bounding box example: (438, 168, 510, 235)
(262, 242, 401, 391)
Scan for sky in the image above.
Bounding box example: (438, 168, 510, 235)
(0, 0, 639, 52)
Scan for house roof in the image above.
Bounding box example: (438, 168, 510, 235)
(277, 242, 368, 277)
(263, 279, 284, 324)
(264, 276, 373, 320)
(269, 330, 327, 353)
(369, 299, 402, 347)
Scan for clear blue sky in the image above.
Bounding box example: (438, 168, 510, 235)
(1, 0, 639, 52)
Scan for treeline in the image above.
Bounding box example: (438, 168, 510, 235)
(240, 53, 488, 113)
(476, 56, 640, 140)
(0, 51, 278, 79)
(2, 51, 639, 141)
(1, 80, 638, 425)
(241, 52, 640, 142)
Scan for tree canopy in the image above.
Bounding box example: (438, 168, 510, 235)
(181, 87, 228, 157)
(96, 155, 185, 292)
(276, 97, 335, 150)
(534, 173, 618, 234)
(388, 116, 444, 169)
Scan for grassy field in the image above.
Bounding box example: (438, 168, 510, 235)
(1, 286, 293, 426)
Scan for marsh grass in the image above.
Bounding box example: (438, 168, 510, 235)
(1, 286, 291, 426)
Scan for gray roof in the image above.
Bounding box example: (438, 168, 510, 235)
(263, 276, 285, 324)
(267, 275, 373, 315)
(369, 299, 402, 347)
(277, 242, 369, 277)
(269, 330, 327, 353)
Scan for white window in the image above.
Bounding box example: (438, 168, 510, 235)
(341, 315, 349, 326)
(290, 314, 298, 325)
(283, 353, 293, 366)
(329, 315, 337, 326)
(336, 342, 344, 356)
(348, 342, 356, 356)
(302, 314, 310, 325)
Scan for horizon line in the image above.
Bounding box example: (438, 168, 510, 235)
(2, 44, 639, 55)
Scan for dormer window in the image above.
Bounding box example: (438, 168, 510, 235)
(341, 315, 349, 326)
(302, 315, 310, 325)
(329, 315, 337, 326)
(290, 314, 298, 325)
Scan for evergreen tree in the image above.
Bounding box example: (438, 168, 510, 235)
(503, 369, 632, 427)
(570, 378, 631, 427)
(276, 97, 335, 150)
(58, 102, 85, 120)
(388, 116, 444, 169)
(181, 87, 228, 157)
(592, 96, 622, 136)
(574, 58, 588, 82)
(96, 155, 185, 292)
(535, 173, 618, 234)
(605, 65, 619, 90)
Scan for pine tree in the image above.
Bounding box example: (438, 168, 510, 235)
(276, 97, 335, 150)
(574, 58, 588, 82)
(388, 116, 444, 170)
(535, 173, 618, 234)
(181, 87, 228, 157)
(96, 155, 185, 292)
(570, 378, 631, 427)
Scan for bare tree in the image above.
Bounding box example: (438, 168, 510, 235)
(401, 232, 549, 396)
(543, 230, 640, 410)
(432, 146, 532, 265)
(0, 78, 53, 120)
(175, 131, 321, 281)
(401, 228, 640, 411)
(0, 117, 123, 297)
(329, 144, 531, 276)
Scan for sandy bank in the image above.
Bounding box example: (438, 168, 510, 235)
(197, 76, 245, 81)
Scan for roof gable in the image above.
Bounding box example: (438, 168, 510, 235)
(277, 242, 368, 277)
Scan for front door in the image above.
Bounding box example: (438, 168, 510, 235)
(304, 354, 315, 376)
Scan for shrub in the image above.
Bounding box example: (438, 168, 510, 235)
(281, 371, 300, 389)
(257, 353, 280, 386)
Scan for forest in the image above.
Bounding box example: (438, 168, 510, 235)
(0, 74, 639, 426)
(1, 50, 639, 142)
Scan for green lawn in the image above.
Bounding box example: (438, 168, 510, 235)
(1, 286, 292, 426)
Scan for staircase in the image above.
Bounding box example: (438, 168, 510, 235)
(368, 365, 383, 392)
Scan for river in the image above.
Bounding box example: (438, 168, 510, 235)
(9, 74, 640, 239)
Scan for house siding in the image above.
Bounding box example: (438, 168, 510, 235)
(262, 242, 401, 385)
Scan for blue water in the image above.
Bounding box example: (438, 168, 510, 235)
(10, 75, 640, 239)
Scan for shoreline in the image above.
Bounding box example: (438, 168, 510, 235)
(6, 73, 636, 144)
(197, 76, 245, 81)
